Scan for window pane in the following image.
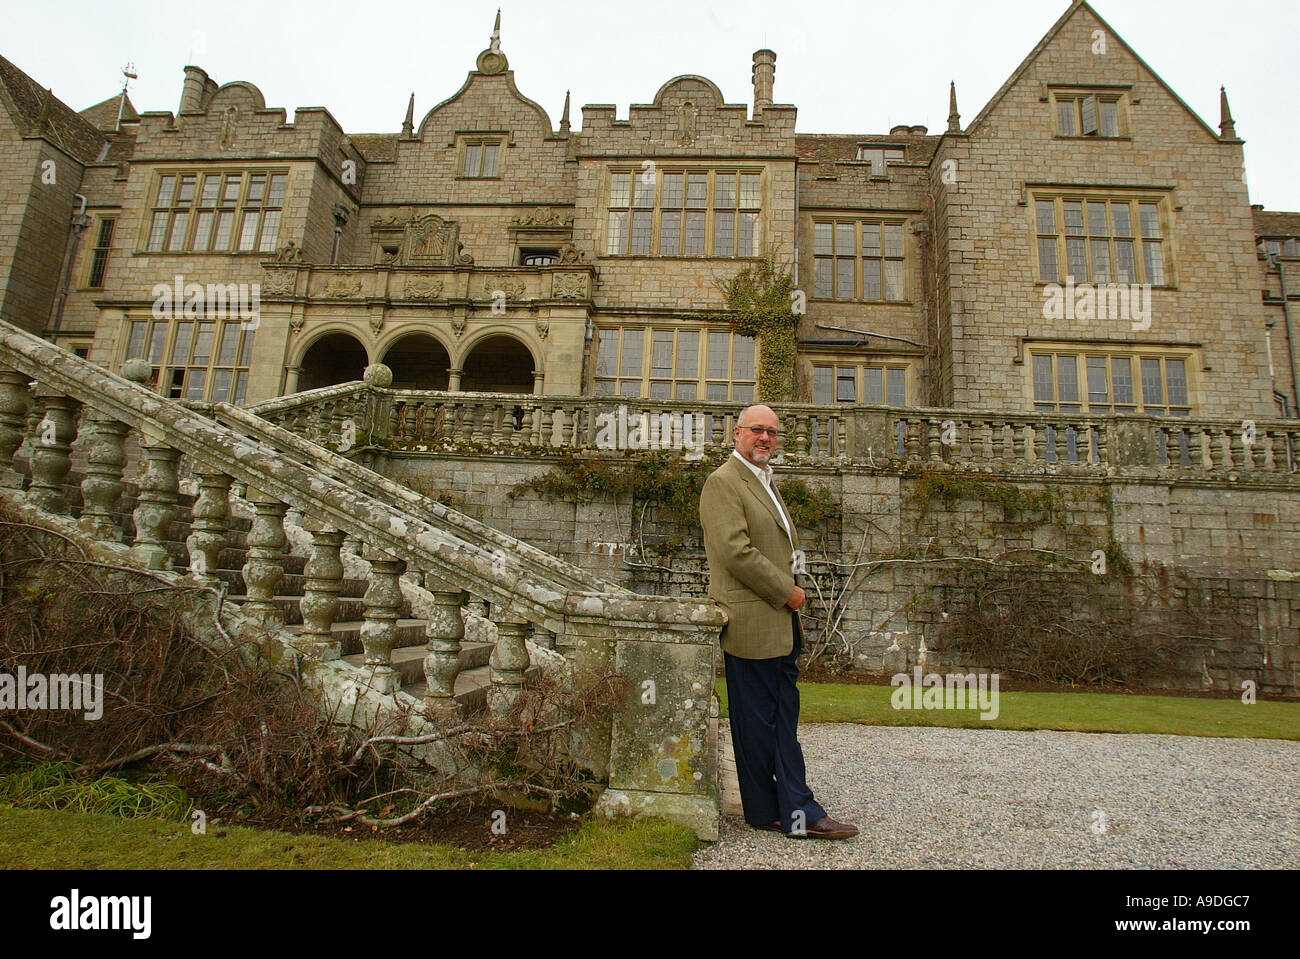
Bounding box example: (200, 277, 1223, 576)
(862, 260, 881, 300)
(217, 325, 239, 365)
(633, 173, 656, 207)
(707, 332, 729, 378)
(1140, 358, 1164, 407)
(594, 380, 615, 396)
(707, 383, 728, 402)
(176, 175, 196, 205)
(620, 381, 641, 398)
(1086, 202, 1108, 237)
(222, 175, 242, 204)
(192, 211, 214, 252)
(167, 212, 189, 251)
(650, 381, 671, 399)
(1057, 100, 1076, 136)
(714, 174, 735, 209)
(157, 176, 176, 207)
(1080, 95, 1097, 134)
(714, 212, 735, 255)
(1166, 359, 1188, 407)
(233, 371, 248, 405)
(606, 211, 627, 254)
(247, 174, 266, 204)
(192, 323, 214, 364)
(1063, 202, 1084, 236)
(675, 383, 696, 400)
(836, 223, 854, 255)
(125, 322, 147, 360)
(813, 367, 833, 405)
(464, 143, 482, 177)
(199, 175, 221, 207)
(732, 384, 754, 403)
(258, 210, 281, 252)
(684, 212, 705, 254)
(1066, 237, 1087, 280)
(677, 330, 698, 379)
(1086, 356, 1109, 405)
(170, 323, 193, 364)
(1100, 101, 1119, 137)
(660, 211, 680, 254)
(1111, 204, 1132, 237)
(1033, 355, 1054, 403)
(1115, 240, 1136, 283)
(620, 330, 643, 377)
(1112, 357, 1134, 405)
(738, 212, 758, 256)
(1057, 355, 1079, 403)
(861, 224, 880, 257)
(1038, 238, 1059, 282)
(1143, 242, 1164, 285)
(212, 369, 233, 402)
(884, 224, 904, 258)
(147, 211, 168, 251)
(686, 173, 707, 208)
(815, 223, 833, 255)
(651, 330, 673, 376)
(1139, 204, 1161, 238)
(267, 173, 287, 206)
(862, 367, 883, 404)
(662, 173, 683, 208)
(815, 259, 833, 298)
(886, 369, 906, 406)
(609, 173, 630, 208)
(595, 331, 617, 377)
(884, 261, 904, 300)
(836, 368, 856, 403)
(212, 212, 234, 251)
(1090, 239, 1111, 282)
(740, 174, 761, 209)
(1035, 200, 1057, 235)
(148, 324, 167, 364)
(481, 143, 499, 177)
(836, 257, 854, 298)
(732, 336, 754, 380)
(238, 213, 259, 251)
(630, 211, 652, 254)
(185, 368, 206, 400)
(239, 330, 255, 366)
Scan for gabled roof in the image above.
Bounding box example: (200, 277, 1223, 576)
(80, 92, 137, 131)
(349, 133, 398, 162)
(0, 53, 107, 163)
(1254, 209, 1300, 238)
(796, 132, 940, 165)
(968, 1, 1222, 142)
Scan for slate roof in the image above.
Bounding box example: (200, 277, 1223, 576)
(0, 52, 107, 163)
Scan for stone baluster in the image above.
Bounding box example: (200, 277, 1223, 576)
(1030, 419, 1048, 463)
(926, 418, 942, 461)
(240, 491, 287, 628)
(530, 406, 545, 446)
(1249, 428, 1268, 470)
(490, 617, 530, 718)
(1011, 421, 1029, 463)
(0, 371, 32, 489)
(27, 392, 80, 514)
(297, 528, 345, 660)
(360, 546, 406, 693)
(561, 407, 577, 446)
(130, 439, 182, 569)
(469, 405, 487, 445)
(422, 585, 467, 717)
(76, 413, 130, 540)
(489, 404, 507, 446)
(185, 471, 232, 586)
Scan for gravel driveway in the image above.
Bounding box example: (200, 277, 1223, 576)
(692, 723, 1300, 869)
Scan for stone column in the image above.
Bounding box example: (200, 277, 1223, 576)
(185, 471, 232, 586)
(489, 617, 529, 719)
(360, 546, 406, 693)
(298, 529, 345, 660)
(448, 368, 463, 392)
(79, 415, 130, 540)
(0, 371, 32, 488)
(423, 585, 467, 718)
(131, 443, 182, 569)
(27, 393, 80, 514)
(240, 492, 287, 628)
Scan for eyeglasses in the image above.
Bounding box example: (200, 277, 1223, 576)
(740, 426, 782, 439)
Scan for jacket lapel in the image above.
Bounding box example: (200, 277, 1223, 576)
(729, 454, 791, 542)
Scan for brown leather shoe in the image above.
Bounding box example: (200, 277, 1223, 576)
(751, 820, 783, 832)
(787, 815, 859, 840)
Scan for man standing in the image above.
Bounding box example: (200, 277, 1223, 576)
(699, 404, 858, 840)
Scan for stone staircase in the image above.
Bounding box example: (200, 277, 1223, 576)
(37, 466, 498, 709)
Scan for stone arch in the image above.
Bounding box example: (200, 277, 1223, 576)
(459, 332, 537, 394)
(378, 330, 451, 390)
(296, 331, 369, 392)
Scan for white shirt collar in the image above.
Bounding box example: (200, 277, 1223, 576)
(732, 448, 773, 484)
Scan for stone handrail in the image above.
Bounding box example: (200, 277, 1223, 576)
(0, 319, 726, 838)
(255, 383, 1298, 477)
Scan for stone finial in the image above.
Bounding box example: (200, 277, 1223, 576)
(363, 363, 393, 387)
(401, 92, 414, 138)
(491, 8, 501, 52)
(121, 358, 154, 384)
(560, 89, 571, 135)
(947, 80, 961, 133)
(476, 9, 508, 74)
(752, 49, 776, 115)
(1219, 85, 1237, 139)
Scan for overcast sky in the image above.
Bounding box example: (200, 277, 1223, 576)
(9, 0, 1298, 210)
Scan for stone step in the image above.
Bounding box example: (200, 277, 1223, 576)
(284, 618, 428, 655)
(403, 663, 543, 712)
(340, 641, 494, 686)
(212, 569, 368, 598)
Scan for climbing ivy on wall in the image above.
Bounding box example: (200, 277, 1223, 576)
(719, 252, 800, 403)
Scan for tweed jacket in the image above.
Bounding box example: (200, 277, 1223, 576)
(699, 453, 802, 659)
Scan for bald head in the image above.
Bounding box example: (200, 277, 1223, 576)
(733, 404, 781, 467)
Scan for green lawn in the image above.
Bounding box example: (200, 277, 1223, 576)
(717, 679, 1300, 740)
(0, 805, 699, 870)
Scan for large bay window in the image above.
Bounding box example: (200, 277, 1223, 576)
(606, 169, 762, 257)
(1029, 346, 1193, 416)
(1034, 192, 1167, 286)
(122, 318, 255, 404)
(595, 328, 755, 401)
(146, 170, 287, 254)
(813, 218, 907, 301)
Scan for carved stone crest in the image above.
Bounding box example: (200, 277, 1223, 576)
(262, 268, 297, 297)
(558, 242, 585, 264)
(552, 273, 589, 299)
(404, 275, 444, 300)
(324, 274, 363, 298)
(483, 277, 527, 300)
(511, 206, 573, 228)
(273, 240, 304, 263)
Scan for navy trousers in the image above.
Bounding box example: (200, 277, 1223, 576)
(723, 613, 827, 831)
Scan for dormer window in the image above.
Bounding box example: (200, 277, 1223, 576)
(854, 145, 904, 176)
(459, 136, 503, 178)
(1054, 91, 1125, 138)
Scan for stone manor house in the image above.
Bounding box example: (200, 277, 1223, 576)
(2, 0, 1298, 421)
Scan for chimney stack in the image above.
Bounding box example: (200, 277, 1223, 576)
(752, 49, 776, 115)
(179, 65, 208, 114)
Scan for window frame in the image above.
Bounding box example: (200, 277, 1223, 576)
(1052, 89, 1128, 139)
(811, 360, 911, 406)
(604, 167, 763, 259)
(143, 169, 287, 255)
(458, 135, 505, 179)
(1027, 344, 1195, 416)
(86, 216, 116, 288)
(594, 327, 756, 401)
(854, 144, 906, 176)
(119, 317, 256, 405)
(1031, 191, 1171, 287)
(812, 216, 909, 302)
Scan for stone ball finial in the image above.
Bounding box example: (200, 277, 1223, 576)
(121, 358, 155, 384)
(363, 363, 393, 387)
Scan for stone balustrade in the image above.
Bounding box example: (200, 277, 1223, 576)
(254, 382, 1300, 478)
(0, 317, 726, 839)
